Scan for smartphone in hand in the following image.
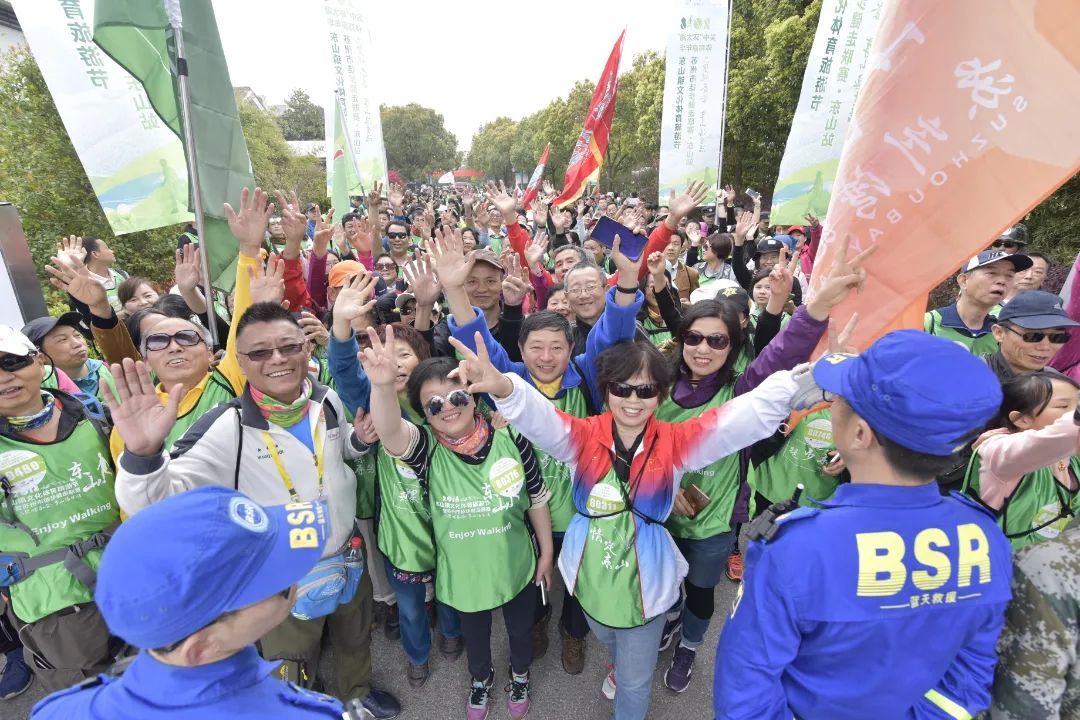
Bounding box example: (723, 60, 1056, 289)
(685, 483, 711, 515)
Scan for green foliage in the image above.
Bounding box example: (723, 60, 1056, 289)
(237, 99, 327, 208)
(1026, 174, 1080, 265)
(276, 88, 325, 141)
(380, 104, 461, 181)
(0, 46, 180, 288)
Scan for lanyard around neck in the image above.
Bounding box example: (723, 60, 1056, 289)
(260, 407, 325, 501)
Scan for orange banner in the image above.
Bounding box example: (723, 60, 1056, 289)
(807, 0, 1080, 352)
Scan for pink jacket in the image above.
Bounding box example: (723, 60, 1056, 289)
(1049, 251, 1080, 380)
(972, 411, 1079, 510)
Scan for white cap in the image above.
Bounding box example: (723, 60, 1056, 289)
(689, 279, 740, 305)
(0, 326, 37, 357)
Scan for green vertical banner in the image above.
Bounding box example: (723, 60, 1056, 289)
(330, 94, 363, 214)
(93, 0, 253, 290)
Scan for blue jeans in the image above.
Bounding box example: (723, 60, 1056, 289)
(586, 614, 665, 720)
(673, 530, 737, 648)
(383, 558, 461, 665)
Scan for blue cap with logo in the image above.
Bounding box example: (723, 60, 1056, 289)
(95, 487, 328, 649)
(812, 330, 1002, 456)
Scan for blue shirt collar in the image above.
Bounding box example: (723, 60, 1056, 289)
(818, 481, 945, 509)
(936, 303, 996, 336)
(120, 646, 279, 707)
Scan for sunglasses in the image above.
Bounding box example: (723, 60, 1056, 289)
(682, 330, 730, 350)
(992, 240, 1021, 249)
(424, 389, 471, 417)
(375, 262, 397, 271)
(143, 329, 204, 353)
(237, 343, 306, 362)
(387, 231, 409, 239)
(607, 381, 660, 400)
(0, 353, 35, 373)
(1003, 325, 1071, 344)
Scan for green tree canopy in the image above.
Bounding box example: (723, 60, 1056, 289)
(276, 88, 325, 141)
(380, 104, 460, 181)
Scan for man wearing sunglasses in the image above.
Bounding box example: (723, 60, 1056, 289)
(383, 220, 416, 269)
(991, 225, 1029, 255)
(925, 250, 1032, 355)
(110, 302, 400, 719)
(985, 291, 1080, 382)
(0, 326, 120, 694)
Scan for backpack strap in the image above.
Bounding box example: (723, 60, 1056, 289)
(5, 520, 119, 589)
(0, 475, 40, 545)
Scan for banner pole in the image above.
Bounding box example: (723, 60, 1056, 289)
(337, 90, 366, 198)
(169, 16, 220, 348)
(716, 0, 734, 205)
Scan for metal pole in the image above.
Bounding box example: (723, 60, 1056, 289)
(716, 0, 734, 207)
(170, 25, 219, 348)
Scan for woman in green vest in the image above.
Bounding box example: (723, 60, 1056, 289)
(0, 325, 120, 692)
(963, 369, 1080, 549)
(451, 335, 805, 720)
(362, 327, 553, 720)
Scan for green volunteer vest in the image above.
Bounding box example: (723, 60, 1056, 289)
(40, 367, 60, 391)
(538, 385, 589, 534)
(748, 408, 840, 506)
(103, 268, 126, 314)
(658, 384, 738, 539)
(964, 452, 1080, 550)
(375, 449, 435, 572)
(165, 370, 237, 449)
(924, 309, 999, 355)
(575, 467, 648, 627)
(642, 316, 672, 347)
(427, 427, 535, 612)
(319, 355, 376, 519)
(94, 363, 117, 405)
(0, 420, 118, 623)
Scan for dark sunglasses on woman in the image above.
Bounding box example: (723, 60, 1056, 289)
(607, 382, 660, 400)
(424, 389, 472, 416)
(682, 330, 730, 350)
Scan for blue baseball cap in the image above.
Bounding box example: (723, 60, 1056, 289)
(96, 487, 329, 649)
(997, 290, 1080, 330)
(812, 330, 1002, 456)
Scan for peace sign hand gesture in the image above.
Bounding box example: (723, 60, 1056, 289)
(805, 236, 877, 321)
(448, 332, 514, 399)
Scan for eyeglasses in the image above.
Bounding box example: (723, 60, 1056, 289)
(992, 240, 1021, 249)
(387, 231, 409, 239)
(375, 262, 397, 271)
(566, 283, 602, 297)
(424, 389, 472, 417)
(143, 329, 204, 353)
(237, 343, 306, 362)
(1003, 325, 1071, 344)
(682, 330, 730, 350)
(0, 353, 35, 373)
(607, 382, 660, 400)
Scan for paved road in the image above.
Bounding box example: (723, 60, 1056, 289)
(6, 575, 739, 719)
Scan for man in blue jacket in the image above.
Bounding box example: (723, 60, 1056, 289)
(714, 330, 1013, 719)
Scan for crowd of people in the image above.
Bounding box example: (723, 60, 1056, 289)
(0, 176, 1077, 719)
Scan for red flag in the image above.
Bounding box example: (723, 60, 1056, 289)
(808, 0, 1080, 354)
(520, 143, 551, 211)
(552, 31, 625, 209)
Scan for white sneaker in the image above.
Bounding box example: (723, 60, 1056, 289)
(601, 664, 616, 700)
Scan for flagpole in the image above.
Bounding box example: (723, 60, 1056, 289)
(165, 0, 219, 348)
(715, 0, 733, 207)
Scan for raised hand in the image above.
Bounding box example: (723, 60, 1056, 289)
(174, 243, 202, 293)
(524, 231, 549, 270)
(542, 180, 556, 196)
(827, 313, 859, 355)
(347, 216, 374, 256)
(804, 212, 820, 227)
(805, 236, 878, 321)
(334, 271, 378, 323)
(685, 220, 702, 247)
(447, 332, 513, 398)
(352, 407, 379, 444)
(472, 202, 491, 230)
(105, 358, 182, 456)
(646, 250, 666, 288)
(667, 180, 709, 224)
(610, 234, 644, 279)
(531, 198, 549, 228)
(312, 205, 336, 258)
(45, 254, 108, 314)
(225, 187, 275, 258)
(484, 180, 517, 222)
(402, 256, 443, 308)
(734, 209, 756, 247)
(388, 182, 405, 213)
(723, 184, 736, 205)
(461, 185, 476, 207)
(248, 256, 287, 307)
(274, 190, 307, 259)
(426, 225, 474, 290)
(766, 247, 799, 313)
(359, 325, 401, 388)
(501, 253, 530, 307)
(299, 311, 329, 348)
(366, 181, 384, 210)
(56, 235, 86, 266)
